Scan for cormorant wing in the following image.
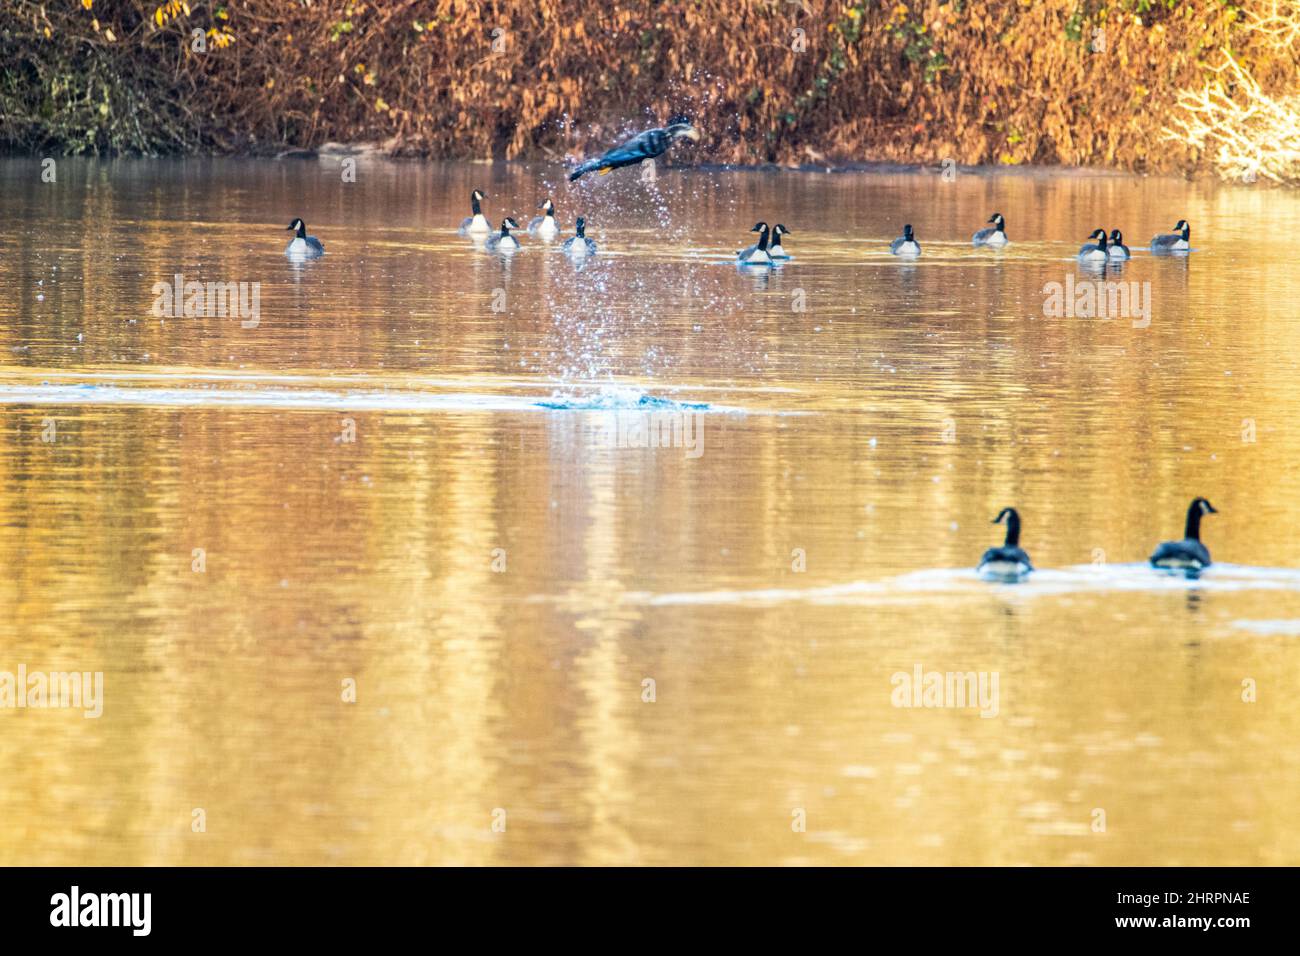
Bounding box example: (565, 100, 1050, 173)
(569, 127, 668, 181)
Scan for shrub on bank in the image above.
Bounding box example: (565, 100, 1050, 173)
(0, 0, 1295, 181)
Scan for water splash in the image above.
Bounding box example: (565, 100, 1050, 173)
(0, 379, 751, 414)
(535, 386, 711, 411)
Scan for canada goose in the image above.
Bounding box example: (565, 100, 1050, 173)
(528, 198, 559, 238)
(768, 224, 791, 259)
(1150, 497, 1218, 572)
(562, 217, 598, 257)
(890, 224, 921, 257)
(977, 508, 1033, 581)
(458, 190, 491, 235)
(485, 217, 521, 253)
(972, 213, 1008, 247)
(1108, 229, 1131, 259)
(737, 222, 773, 265)
(568, 119, 701, 181)
(1151, 219, 1191, 253)
(284, 219, 325, 257)
(1078, 229, 1109, 261)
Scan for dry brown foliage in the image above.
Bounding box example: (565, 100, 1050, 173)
(0, 1, 1294, 177)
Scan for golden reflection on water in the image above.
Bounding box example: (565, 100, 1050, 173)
(1, 159, 1300, 864)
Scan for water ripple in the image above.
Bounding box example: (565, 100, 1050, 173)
(531, 564, 1300, 610)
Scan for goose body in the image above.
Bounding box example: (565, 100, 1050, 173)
(459, 190, 491, 235)
(1150, 219, 1191, 253)
(737, 222, 773, 266)
(890, 224, 921, 257)
(562, 217, 598, 257)
(486, 218, 521, 253)
(1108, 229, 1131, 259)
(768, 223, 791, 259)
(569, 120, 700, 181)
(977, 508, 1032, 581)
(972, 213, 1008, 247)
(1151, 497, 1217, 572)
(284, 218, 325, 258)
(528, 198, 560, 238)
(1078, 228, 1109, 261)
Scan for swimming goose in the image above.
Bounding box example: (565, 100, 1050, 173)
(458, 190, 491, 235)
(1078, 228, 1109, 261)
(972, 213, 1008, 247)
(1150, 219, 1191, 253)
(890, 224, 921, 257)
(1108, 229, 1131, 259)
(737, 222, 773, 265)
(568, 119, 701, 181)
(562, 217, 598, 257)
(768, 224, 791, 259)
(1150, 497, 1218, 572)
(977, 508, 1033, 581)
(528, 198, 559, 238)
(284, 219, 325, 257)
(485, 217, 521, 253)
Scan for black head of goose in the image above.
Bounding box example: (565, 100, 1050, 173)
(459, 190, 491, 235)
(486, 217, 522, 252)
(768, 223, 792, 259)
(1078, 228, 1109, 261)
(1150, 219, 1191, 253)
(1150, 497, 1217, 573)
(528, 198, 559, 237)
(890, 223, 921, 257)
(562, 216, 598, 257)
(285, 218, 325, 257)
(977, 507, 1033, 581)
(972, 213, 1008, 246)
(737, 222, 773, 265)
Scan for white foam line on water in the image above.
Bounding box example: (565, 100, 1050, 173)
(0, 383, 542, 412)
(53, 369, 804, 396)
(0, 382, 770, 414)
(586, 564, 1300, 609)
(1228, 619, 1300, 636)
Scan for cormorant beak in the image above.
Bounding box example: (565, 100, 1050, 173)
(679, 126, 701, 142)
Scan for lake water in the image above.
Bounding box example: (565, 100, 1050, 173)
(1, 157, 1299, 865)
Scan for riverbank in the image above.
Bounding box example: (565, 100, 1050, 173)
(3, 1, 1297, 183)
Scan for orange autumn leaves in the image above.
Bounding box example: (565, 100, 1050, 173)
(11, 0, 1300, 179)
